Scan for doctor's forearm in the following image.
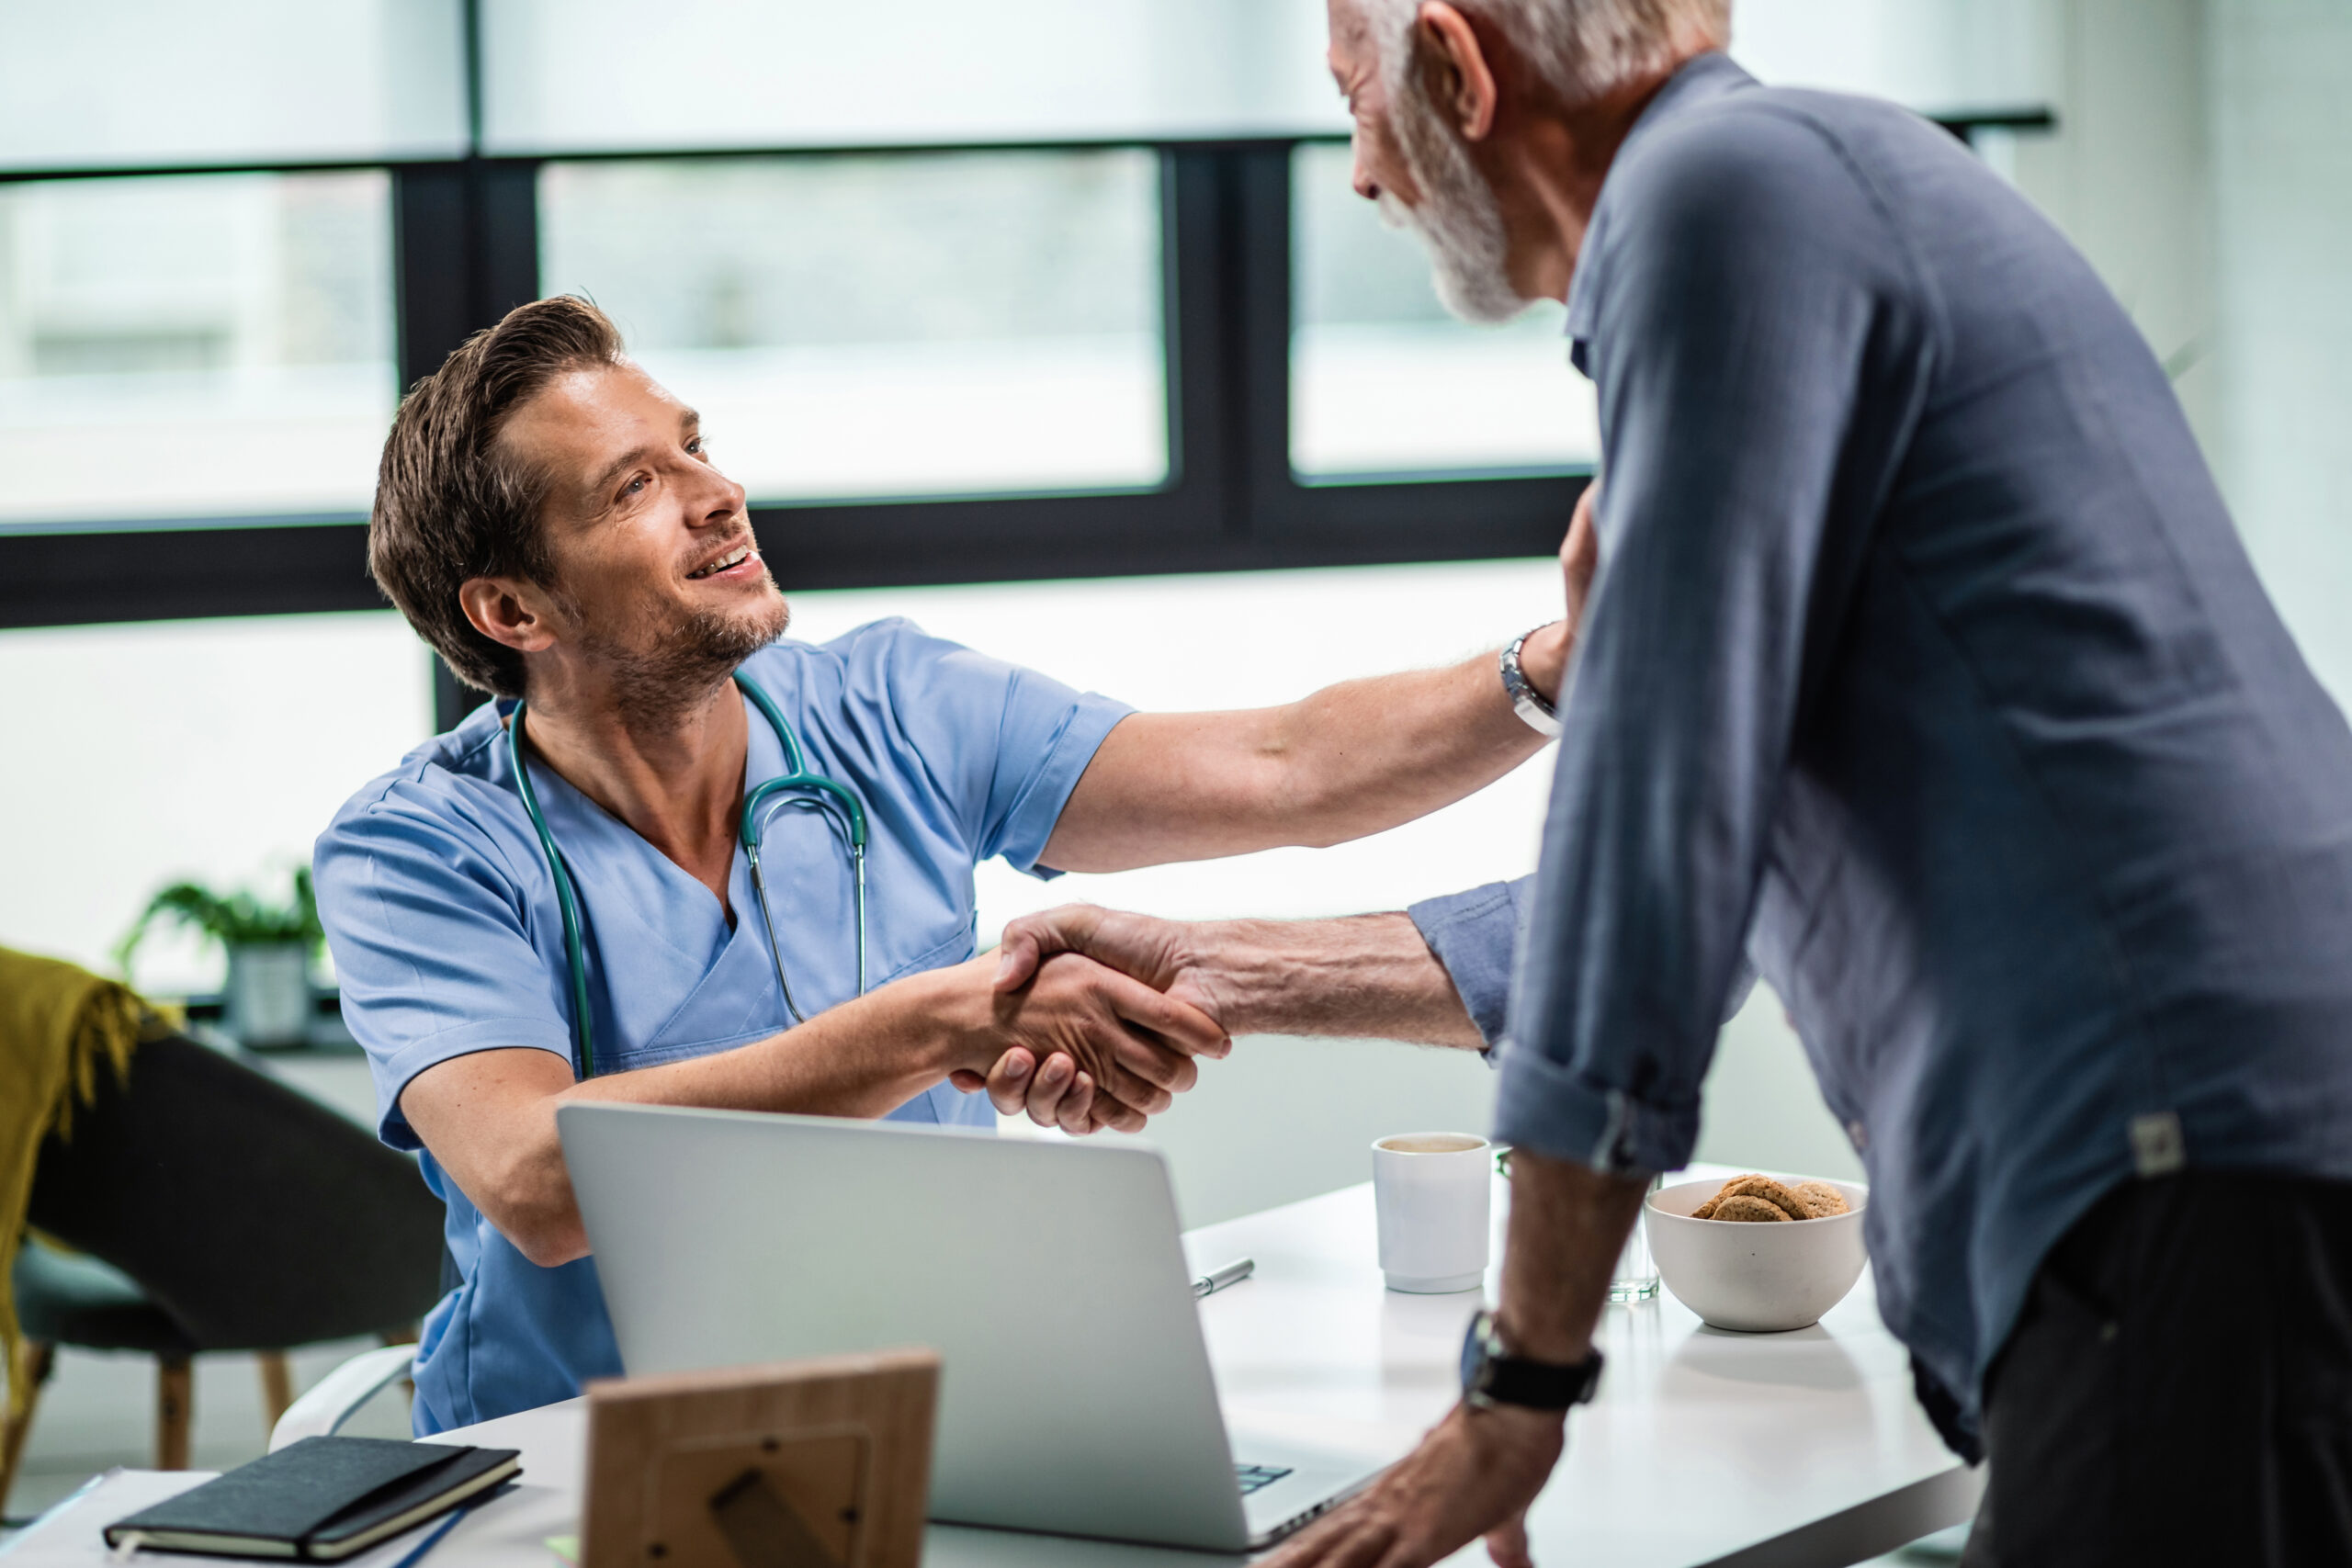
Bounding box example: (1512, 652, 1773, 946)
(563, 969, 982, 1121)
(1038, 625, 1567, 873)
(402, 982, 997, 1267)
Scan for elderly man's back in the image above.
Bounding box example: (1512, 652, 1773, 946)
(1492, 52, 2352, 1497)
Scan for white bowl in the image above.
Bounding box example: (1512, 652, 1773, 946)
(1645, 1178, 1869, 1333)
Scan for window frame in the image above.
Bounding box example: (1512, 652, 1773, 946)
(0, 13, 2052, 728)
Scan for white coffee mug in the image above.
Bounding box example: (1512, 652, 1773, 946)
(1372, 1132, 1492, 1292)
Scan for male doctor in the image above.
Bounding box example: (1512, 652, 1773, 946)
(315, 295, 1578, 1435)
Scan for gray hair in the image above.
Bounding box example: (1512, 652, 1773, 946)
(1356, 0, 1732, 107)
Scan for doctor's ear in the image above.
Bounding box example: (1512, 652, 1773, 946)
(458, 575, 561, 655)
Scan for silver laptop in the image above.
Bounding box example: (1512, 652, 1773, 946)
(558, 1101, 1385, 1552)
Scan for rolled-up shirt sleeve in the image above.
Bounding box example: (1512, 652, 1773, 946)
(1495, 108, 1934, 1176)
(1408, 879, 1532, 1049)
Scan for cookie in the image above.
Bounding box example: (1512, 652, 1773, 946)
(1690, 1196, 1722, 1220)
(1712, 1194, 1791, 1223)
(1713, 1175, 1813, 1224)
(1792, 1180, 1849, 1218)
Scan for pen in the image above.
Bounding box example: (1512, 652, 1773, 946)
(1192, 1257, 1255, 1298)
(386, 1501, 476, 1568)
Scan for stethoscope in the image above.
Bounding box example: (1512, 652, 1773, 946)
(505, 672, 869, 1080)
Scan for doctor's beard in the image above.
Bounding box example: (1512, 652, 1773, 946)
(577, 576, 791, 734)
(1382, 58, 1529, 325)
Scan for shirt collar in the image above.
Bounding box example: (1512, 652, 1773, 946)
(1563, 50, 1758, 353)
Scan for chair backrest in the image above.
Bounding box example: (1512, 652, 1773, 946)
(267, 1342, 423, 1451)
(26, 1034, 447, 1350)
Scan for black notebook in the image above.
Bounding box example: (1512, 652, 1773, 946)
(103, 1437, 522, 1561)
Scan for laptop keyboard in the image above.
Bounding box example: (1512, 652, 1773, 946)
(1234, 1463, 1295, 1495)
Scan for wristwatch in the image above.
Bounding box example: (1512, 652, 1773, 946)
(1499, 627, 1562, 739)
(1459, 1310, 1604, 1412)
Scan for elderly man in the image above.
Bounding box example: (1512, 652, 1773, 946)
(1003, 1, 2352, 1563)
(313, 295, 1580, 1435)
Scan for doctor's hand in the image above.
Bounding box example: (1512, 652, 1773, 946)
(943, 951, 1226, 1134)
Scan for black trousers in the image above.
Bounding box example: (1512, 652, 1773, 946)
(1962, 1169, 2352, 1567)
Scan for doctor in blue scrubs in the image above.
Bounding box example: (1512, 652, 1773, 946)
(315, 297, 1577, 1434)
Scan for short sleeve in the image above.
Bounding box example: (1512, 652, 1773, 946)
(314, 789, 576, 1149)
(843, 619, 1135, 878)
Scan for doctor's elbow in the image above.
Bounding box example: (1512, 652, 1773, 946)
(473, 1146, 591, 1268)
(490, 1191, 590, 1269)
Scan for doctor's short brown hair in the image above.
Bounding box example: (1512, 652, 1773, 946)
(368, 295, 627, 700)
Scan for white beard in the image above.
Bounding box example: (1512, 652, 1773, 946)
(1382, 71, 1530, 324)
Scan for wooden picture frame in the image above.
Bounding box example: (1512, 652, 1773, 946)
(582, 1349, 939, 1568)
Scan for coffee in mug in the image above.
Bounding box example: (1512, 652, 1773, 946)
(1377, 1134, 1485, 1155)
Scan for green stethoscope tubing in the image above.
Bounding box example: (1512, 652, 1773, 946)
(505, 672, 869, 1080)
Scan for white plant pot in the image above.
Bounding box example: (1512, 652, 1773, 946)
(226, 942, 312, 1048)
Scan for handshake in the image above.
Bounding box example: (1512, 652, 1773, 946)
(943, 901, 1487, 1134)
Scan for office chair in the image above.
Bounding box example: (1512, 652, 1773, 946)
(1, 1034, 446, 1500)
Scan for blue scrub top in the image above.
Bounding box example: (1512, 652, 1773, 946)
(313, 618, 1132, 1433)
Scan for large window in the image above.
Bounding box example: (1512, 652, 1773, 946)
(0, 172, 395, 527)
(1, 0, 2060, 655)
(1289, 144, 1596, 481)
(478, 0, 1340, 152)
(538, 151, 1168, 502)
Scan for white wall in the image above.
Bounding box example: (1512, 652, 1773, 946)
(2208, 0, 2352, 705)
(0, 612, 434, 992)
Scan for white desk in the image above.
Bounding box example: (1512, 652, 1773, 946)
(425, 1169, 1979, 1566)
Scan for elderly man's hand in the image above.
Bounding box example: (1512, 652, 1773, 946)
(1260, 1402, 1566, 1568)
(944, 950, 1223, 1134)
(983, 906, 1237, 1132)
(996, 904, 1232, 1025)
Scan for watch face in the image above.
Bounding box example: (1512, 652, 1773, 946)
(1457, 1311, 1604, 1411)
(1459, 1310, 1498, 1400)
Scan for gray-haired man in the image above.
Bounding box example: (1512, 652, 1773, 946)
(999, 1, 2352, 1563)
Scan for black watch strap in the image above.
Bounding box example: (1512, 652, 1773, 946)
(1459, 1310, 1603, 1412)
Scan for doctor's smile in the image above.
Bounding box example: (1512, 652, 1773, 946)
(683, 541, 757, 581)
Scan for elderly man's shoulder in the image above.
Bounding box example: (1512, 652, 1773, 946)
(1638, 77, 1952, 178)
(1601, 82, 1963, 265)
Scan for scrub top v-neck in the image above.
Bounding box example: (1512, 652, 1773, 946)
(314, 618, 1132, 1433)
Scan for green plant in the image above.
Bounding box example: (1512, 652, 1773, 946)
(116, 866, 324, 976)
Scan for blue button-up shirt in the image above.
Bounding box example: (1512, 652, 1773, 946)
(1411, 53, 2352, 1436)
(315, 619, 1130, 1433)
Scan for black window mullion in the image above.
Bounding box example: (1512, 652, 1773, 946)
(393, 158, 541, 728)
(392, 161, 542, 398)
(1230, 144, 1298, 540)
(1160, 146, 1237, 533)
